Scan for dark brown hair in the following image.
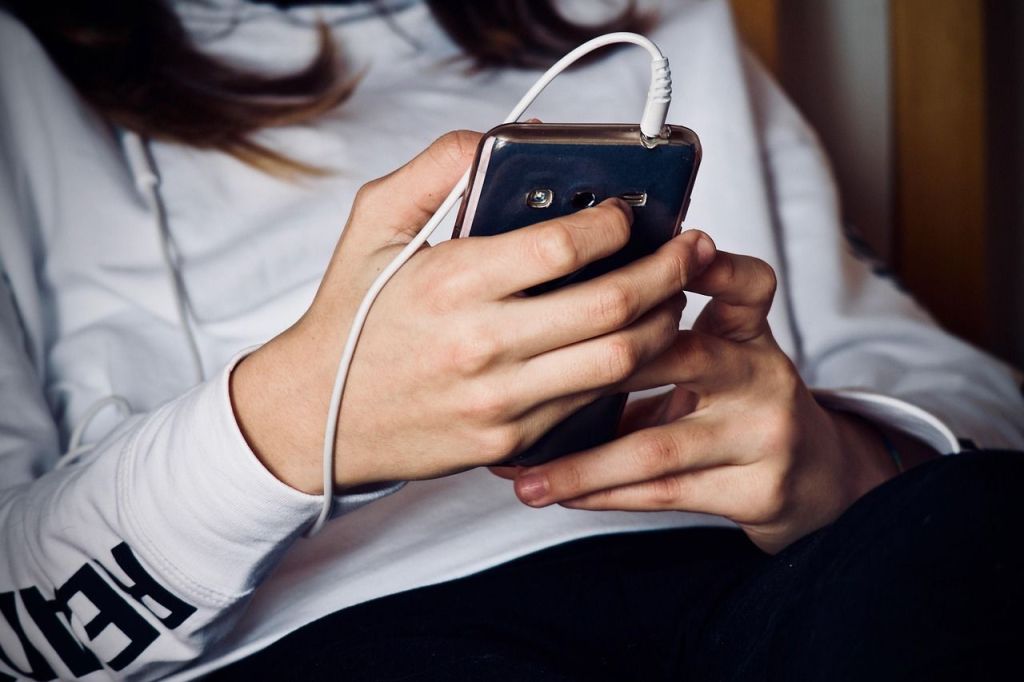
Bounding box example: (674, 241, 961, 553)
(4, 0, 648, 175)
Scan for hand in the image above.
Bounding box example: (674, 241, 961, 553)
(501, 244, 914, 554)
(230, 131, 716, 494)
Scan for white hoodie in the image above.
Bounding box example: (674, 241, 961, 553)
(0, 1, 1021, 679)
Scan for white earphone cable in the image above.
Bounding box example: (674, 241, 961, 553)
(307, 32, 672, 535)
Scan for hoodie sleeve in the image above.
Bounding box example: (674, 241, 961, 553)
(745, 53, 1024, 452)
(0, 325, 320, 680)
(0, 12, 398, 681)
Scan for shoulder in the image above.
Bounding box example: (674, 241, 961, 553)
(0, 8, 36, 48)
(0, 9, 110, 146)
(0, 9, 100, 181)
(0, 9, 123, 212)
(0, 10, 117, 366)
(0, 9, 57, 96)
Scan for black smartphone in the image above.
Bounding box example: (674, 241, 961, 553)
(452, 122, 701, 466)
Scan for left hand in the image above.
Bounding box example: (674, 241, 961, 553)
(497, 238, 908, 554)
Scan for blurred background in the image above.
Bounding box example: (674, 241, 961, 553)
(730, 0, 1023, 370)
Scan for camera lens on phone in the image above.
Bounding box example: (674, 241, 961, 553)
(572, 191, 597, 209)
(526, 189, 554, 208)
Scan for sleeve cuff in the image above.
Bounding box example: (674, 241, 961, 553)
(812, 388, 962, 455)
(117, 352, 402, 606)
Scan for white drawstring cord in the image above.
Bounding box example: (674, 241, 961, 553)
(57, 395, 134, 470)
(307, 32, 673, 535)
(58, 133, 207, 468)
(123, 132, 206, 386)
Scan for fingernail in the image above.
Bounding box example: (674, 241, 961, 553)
(515, 473, 549, 505)
(694, 232, 716, 268)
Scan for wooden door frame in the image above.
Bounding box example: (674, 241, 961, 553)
(730, 0, 990, 344)
(891, 0, 988, 342)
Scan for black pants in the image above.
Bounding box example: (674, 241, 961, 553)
(214, 451, 1024, 681)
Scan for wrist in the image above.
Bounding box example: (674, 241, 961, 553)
(827, 409, 901, 503)
(229, 326, 328, 495)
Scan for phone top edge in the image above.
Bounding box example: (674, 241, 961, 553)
(481, 122, 701, 150)
(453, 122, 703, 240)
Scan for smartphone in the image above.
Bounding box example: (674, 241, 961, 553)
(452, 122, 701, 466)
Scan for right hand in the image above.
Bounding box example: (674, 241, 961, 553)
(231, 131, 716, 494)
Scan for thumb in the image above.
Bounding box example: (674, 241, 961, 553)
(348, 129, 481, 243)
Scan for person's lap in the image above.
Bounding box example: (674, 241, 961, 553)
(212, 450, 1023, 681)
(689, 448, 1024, 681)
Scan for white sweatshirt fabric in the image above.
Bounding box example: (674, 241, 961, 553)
(0, 0, 1021, 679)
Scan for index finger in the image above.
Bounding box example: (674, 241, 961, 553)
(688, 250, 777, 342)
(501, 229, 713, 357)
(512, 415, 730, 507)
(465, 198, 634, 298)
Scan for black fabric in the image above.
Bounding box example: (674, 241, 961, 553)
(212, 450, 1024, 681)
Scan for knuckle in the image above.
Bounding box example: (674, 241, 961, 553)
(754, 467, 791, 522)
(752, 260, 778, 303)
(420, 251, 484, 313)
(646, 476, 683, 506)
(656, 305, 683, 339)
(639, 306, 682, 361)
(422, 271, 463, 314)
(432, 266, 479, 309)
(631, 432, 677, 477)
(533, 223, 580, 274)
(476, 424, 521, 461)
(763, 353, 800, 398)
(718, 250, 739, 287)
(602, 337, 641, 383)
(429, 130, 479, 170)
(757, 407, 801, 457)
(581, 488, 613, 507)
(663, 239, 693, 289)
(555, 462, 586, 497)
(353, 178, 384, 208)
(461, 385, 511, 424)
(450, 327, 502, 376)
(674, 332, 711, 373)
(593, 280, 639, 329)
